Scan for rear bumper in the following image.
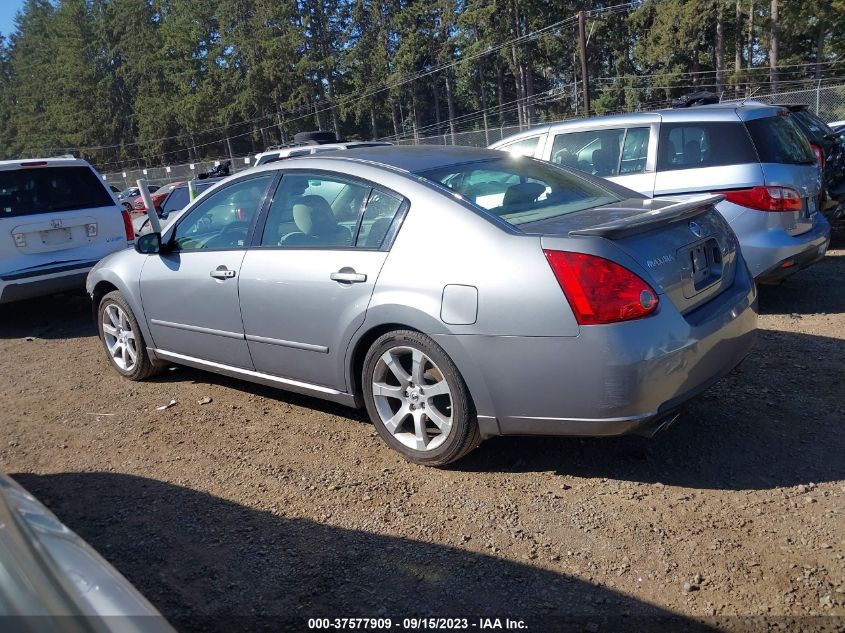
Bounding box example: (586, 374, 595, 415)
(756, 236, 830, 284)
(435, 264, 758, 438)
(0, 261, 98, 304)
(732, 210, 830, 279)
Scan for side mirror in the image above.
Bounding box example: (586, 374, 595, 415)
(136, 232, 162, 254)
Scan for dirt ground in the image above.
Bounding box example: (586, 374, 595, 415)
(1, 244, 843, 632)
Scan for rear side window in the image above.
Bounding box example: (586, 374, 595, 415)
(745, 115, 815, 165)
(500, 136, 541, 157)
(551, 129, 624, 176)
(0, 166, 113, 218)
(657, 122, 757, 171)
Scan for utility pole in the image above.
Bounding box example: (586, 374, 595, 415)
(577, 10, 590, 116)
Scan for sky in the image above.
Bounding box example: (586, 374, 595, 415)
(0, 0, 25, 39)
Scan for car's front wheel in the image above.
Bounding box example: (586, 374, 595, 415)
(362, 330, 480, 466)
(97, 290, 160, 381)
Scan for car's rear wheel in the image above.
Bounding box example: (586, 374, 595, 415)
(97, 290, 159, 381)
(362, 330, 480, 466)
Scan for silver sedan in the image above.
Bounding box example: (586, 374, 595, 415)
(87, 146, 757, 466)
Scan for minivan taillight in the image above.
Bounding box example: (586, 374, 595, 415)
(720, 186, 802, 212)
(544, 250, 659, 325)
(121, 209, 134, 242)
(810, 143, 824, 169)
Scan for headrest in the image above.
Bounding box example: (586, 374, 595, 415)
(292, 195, 337, 235)
(503, 182, 546, 206)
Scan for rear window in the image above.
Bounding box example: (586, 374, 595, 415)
(745, 115, 815, 165)
(793, 110, 835, 138)
(418, 157, 620, 226)
(657, 122, 757, 171)
(0, 166, 114, 218)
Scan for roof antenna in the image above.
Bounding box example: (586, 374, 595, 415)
(739, 87, 761, 106)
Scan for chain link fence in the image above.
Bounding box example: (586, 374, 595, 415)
(101, 82, 845, 188)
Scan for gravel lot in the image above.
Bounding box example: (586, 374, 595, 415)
(1, 243, 843, 632)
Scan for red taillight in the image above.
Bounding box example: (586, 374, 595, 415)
(20, 161, 48, 167)
(132, 197, 144, 210)
(120, 209, 134, 241)
(151, 193, 166, 205)
(720, 186, 802, 212)
(810, 144, 825, 169)
(544, 250, 659, 325)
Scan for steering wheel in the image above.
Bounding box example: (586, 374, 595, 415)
(203, 221, 250, 248)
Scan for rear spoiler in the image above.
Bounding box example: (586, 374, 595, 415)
(569, 194, 724, 239)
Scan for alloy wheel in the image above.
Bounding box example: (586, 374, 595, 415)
(371, 346, 453, 451)
(102, 303, 138, 372)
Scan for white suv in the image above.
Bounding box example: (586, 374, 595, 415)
(0, 158, 133, 304)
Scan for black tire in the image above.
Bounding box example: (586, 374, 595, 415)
(362, 330, 481, 466)
(122, 201, 133, 212)
(97, 290, 160, 381)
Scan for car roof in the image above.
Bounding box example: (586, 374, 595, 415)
(255, 141, 392, 160)
(282, 145, 511, 173)
(0, 157, 91, 171)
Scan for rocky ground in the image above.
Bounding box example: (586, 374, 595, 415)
(0, 244, 843, 632)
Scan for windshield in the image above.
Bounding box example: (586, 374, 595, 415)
(417, 157, 620, 226)
(745, 115, 815, 165)
(0, 166, 114, 218)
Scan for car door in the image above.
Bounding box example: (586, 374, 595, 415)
(139, 172, 276, 369)
(547, 125, 657, 196)
(238, 171, 407, 391)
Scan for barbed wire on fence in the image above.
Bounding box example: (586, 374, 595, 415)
(102, 82, 845, 189)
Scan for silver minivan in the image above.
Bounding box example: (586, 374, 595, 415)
(490, 103, 831, 283)
(1, 158, 133, 303)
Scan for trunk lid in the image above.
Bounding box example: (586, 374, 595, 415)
(525, 195, 740, 315)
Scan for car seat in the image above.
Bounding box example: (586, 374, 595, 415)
(280, 195, 352, 246)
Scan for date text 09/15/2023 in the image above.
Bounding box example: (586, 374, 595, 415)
(307, 617, 529, 630)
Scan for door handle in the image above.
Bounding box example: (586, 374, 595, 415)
(330, 270, 367, 283)
(210, 267, 236, 279)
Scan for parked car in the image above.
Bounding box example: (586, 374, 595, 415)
(255, 141, 393, 166)
(490, 102, 831, 283)
(0, 473, 174, 630)
(132, 178, 223, 237)
(88, 146, 757, 466)
(130, 184, 173, 213)
(118, 184, 158, 212)
(1, 158, 134, 304)
(776, 104, 845, 225)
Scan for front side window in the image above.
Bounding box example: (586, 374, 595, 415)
(500, 135, 541, 157)
(419, 156, 620, 226)
(261, 173, 371, 248)
(162, 187, 189, 216)
(172, 174, 274, 251)
(657, 122, 757, 171)
(550, 128, 624, 177)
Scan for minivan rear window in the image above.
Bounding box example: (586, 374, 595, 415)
(745, 115, 815, 165)
(418, 157, 621, 226)
(0, 166, 114, 218)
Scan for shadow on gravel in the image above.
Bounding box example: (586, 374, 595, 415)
(13, 472, 716, 633)
(0, 291, 94, 340)
(459, 329, 845, 490)
(758, 249, 845, 316)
